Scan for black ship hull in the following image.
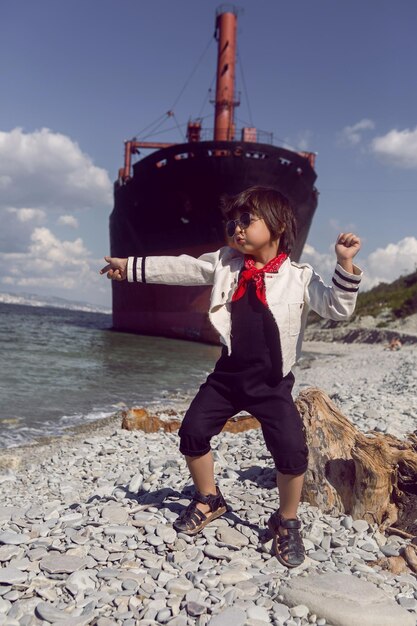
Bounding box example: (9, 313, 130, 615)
(110, 140, 318, 344)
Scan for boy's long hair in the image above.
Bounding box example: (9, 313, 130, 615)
(220, 186, 297, 255)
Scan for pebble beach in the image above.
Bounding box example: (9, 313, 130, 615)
(0, 339, 416, 626)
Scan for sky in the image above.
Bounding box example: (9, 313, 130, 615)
(1, 0, 417, 308)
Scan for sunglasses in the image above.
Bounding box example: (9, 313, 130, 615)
(225, 212, 259, 237)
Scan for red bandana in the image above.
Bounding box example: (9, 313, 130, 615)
(232, 253, 288, 307)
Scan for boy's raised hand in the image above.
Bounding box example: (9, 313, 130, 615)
(335, 232, 361, 262)
(100, 256, 128, 281)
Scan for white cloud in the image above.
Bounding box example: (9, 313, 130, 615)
(58, 215, 79, 228)
(283, 130, 313, 152)
(0, 127, 112, 213)
(301, 243, 336, 279)
(1, 207, 46, 253)
(340, 119, 375, 145)
(0, 227, 102, 293)
(371, 126, 417, 169)
(0, 126, 112, 261)
(0, 128, 113, 305)
(328, 218, 357, 235)
(364, 237, 417, 287)
(300, 237, 417, 291)
(6, 207, 46, 223)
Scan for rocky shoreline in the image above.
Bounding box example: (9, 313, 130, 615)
(304, 312, 417, 345)
(0, 339, 416, 626)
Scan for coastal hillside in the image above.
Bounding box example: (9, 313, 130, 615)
(355, 269, 417, 321)
(306, 269, 417, 344)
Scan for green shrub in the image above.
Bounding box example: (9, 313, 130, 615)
(355, 270, 417, 319)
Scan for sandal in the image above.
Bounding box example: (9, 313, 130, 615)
(173, 487, 227, 536)
(268, 510, 305, 568)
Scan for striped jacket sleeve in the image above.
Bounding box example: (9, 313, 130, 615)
(126, 249, 222, 286)
(306, 263, 363, 320)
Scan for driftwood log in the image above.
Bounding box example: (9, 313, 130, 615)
(296, 388, 417, 537)
(121, 387, 417, 536)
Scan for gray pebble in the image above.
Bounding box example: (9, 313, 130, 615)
(203, 545, 230, 560)
(186, 601, 206, 616)
(128, 473, 143, 492)
(207, 606, 246, 626)
(103, 525, 136, 537)
(146, 534, 164, 547)
(272, 603, 290, 621)
(0, 545, 22, 562)
(341, 516, 353, 530)
(398, 596, 417, 610)
(380, 544, 400, 557)
(223, 589, 239, 605)
(165, 577, 194, 595)
(0, 531, 30, 545)
(122, 579, 139, 591)
(0, 567, 27, 585)
(352, 520, 369, 533)
(101, 504, 129, 524)
(290, 604, 309, 619)
(156, 525, 177, 544)
(308, 550, 329, 562)
(216, 527, 249, 548)
(320, 535, 331, 551)
(39, 555, 88, 574)
(246, 604, 270, 621)
(35, 602, 72, 622)
(156, 607, 172, 622)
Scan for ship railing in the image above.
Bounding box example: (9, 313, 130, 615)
(192, 128, 274, 144)
(132, 141, 314, 181)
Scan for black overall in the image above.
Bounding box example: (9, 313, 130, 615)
(178, 277, 308, 475)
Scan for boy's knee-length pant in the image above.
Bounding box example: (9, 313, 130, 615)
(178, 369, 308, 475)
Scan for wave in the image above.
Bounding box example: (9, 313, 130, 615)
(0, 291, 111, 315)
(1, 408, 118, 449)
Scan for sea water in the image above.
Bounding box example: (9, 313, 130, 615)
(0, 301, 221, 448)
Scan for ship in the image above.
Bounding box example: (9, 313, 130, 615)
(109, 5, 318, 344)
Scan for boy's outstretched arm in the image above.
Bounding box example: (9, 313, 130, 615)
(100, 256, 127, 281)
(99, 249, 221, 286)
(335, 232, 361, 273)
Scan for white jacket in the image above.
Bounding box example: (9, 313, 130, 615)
(127, 246, 363, 376)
